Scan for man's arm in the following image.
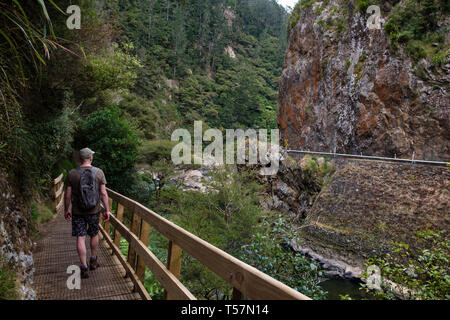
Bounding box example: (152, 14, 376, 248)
(100, 184, 111, 222)
(64, 186, 72, 221)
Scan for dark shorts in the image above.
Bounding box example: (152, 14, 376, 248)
(72, 213, 100, 237)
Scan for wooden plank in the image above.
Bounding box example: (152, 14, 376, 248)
(164, 241, 182, 300)
(109, 214, 196, 300)
(114, 203, 125, 248)
(136, 220, 151, 281)
(107, 188, 310, 300)
(53, 173, 64, 185)
(54, 182, 64, 200)
(55, 194, 65, 214)
(127, 212, 141, 270)
(99, 224, 151, 300)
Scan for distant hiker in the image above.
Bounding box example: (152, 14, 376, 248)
(64, 148, 111, 279)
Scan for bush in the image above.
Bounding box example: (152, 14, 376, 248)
(405, 42, 427, 62)
(361, 230, 450, 300)
(30, 201, 55, 238)
(76, 107, 139, 194)
(0, 258, 18, 300)
(240, 215, 327, 299)
(138, 140, 177, 164)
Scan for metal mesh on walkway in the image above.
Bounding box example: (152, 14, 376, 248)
(34, 214, 141, 300)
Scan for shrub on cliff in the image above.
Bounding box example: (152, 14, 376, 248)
(0, 258, 18, 300)
(240, 215, 327, 299)
(361, 230, 450, 300)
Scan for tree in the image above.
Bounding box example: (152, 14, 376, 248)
(76, 107, 139, 194)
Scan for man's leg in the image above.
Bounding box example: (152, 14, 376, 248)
(87, 213, 101, 270)
(90, 234, 99, 258)
(77, 236, 88, 266)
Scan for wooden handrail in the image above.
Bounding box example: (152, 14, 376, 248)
(53, 173, 64, 185)
(52, 174, 65, 215)
(106, 188, 311, 300)
(108, 213, 196, 300)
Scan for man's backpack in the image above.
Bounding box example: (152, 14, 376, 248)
(77, 167, 100, 211)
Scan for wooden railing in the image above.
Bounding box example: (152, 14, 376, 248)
(101, 187, 311, 301)
(52, 174, 65, 215)
(51, 173, 310, 300)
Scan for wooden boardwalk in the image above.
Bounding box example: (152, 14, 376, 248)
(33, 213, 141, 300)
(37, 174, 310, 301)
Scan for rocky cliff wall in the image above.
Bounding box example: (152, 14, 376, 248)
(278, 0, 449, 161)
(295, 160, 449, 276)
(0, 173, 35, 299)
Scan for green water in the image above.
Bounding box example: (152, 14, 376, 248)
(319, 278, 375, 300)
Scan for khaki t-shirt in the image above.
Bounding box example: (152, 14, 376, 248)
(66, 166, 107, 215)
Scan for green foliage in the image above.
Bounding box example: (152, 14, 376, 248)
(361, 230, 450, 300)
(76, 107, 139, 194)
(383, 0, 448, 65)
(107, 0, 287, 131)
(83, 43, 141, 93)
(240, 215, 326, 299)
(404, 42, 426, 62)
(166, 168, 263, 252)
(0, 258, 18, 300)
(355, 0, 372, 13)
(138, 140, 177, 164)
(0, 0, 65, 175)
(30, 201, 55, 238)
(302, 155, 336, 186)
(345, 60, 351, 70)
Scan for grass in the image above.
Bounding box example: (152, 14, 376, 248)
(345, 60, 351, 70)
(0, 258, 18, 300)
(30, 201, 55, 238)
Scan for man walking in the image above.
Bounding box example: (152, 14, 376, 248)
(64, 148, 111, 278)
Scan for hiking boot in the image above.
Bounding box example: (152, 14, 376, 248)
(80, 265, 89, 279)
(89, 256, 100, 271)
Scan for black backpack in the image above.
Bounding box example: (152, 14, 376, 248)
(77, 167, 100, 211)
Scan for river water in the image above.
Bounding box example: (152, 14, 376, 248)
(319, 277, 376, 300)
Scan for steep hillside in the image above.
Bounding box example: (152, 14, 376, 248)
(106, 0, 289, 133)
(278, 0, 449, 161)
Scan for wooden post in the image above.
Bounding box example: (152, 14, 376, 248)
(135, 220, 151, 281)
(164, 241, 182, 300)
(232, 287, 243, 300)
(127, 212, 141, 270)
(114, 203, 124, 249)
(52, 174, 64, 215)
(53, 184, 58, 213)
(104, 197, 113, 235)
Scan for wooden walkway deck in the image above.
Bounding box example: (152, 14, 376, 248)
(33, 213, 141, 300)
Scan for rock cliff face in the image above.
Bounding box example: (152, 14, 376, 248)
(296, 160, 450, 276)
(278, 0, 449, 161)
(0, 173, 35, 299)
